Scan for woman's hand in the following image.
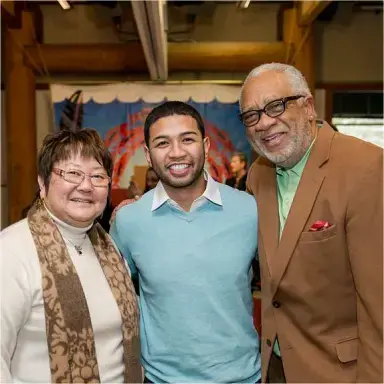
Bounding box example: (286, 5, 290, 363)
(110, 196, 140, 224)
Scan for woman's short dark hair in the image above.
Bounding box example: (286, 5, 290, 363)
(144, 101, 205, 147)
(38, 129, 113, 190)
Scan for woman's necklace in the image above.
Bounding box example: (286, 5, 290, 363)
(65, 234, 87, 255)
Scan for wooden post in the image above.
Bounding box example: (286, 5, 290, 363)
(5, 11, 37, 225)
(283, 6, 315, 94)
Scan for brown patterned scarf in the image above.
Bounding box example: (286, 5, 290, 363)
(27, 199, 141, 383)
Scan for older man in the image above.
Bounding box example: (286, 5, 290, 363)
(240, 63, 383, 383)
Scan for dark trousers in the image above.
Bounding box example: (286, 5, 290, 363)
(266, 353, 286, 383)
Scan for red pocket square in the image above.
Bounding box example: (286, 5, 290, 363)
(309, 220, 332, 232)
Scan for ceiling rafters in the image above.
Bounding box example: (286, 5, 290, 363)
(298, 0, 332, 26)
(131, 0, 167, 81)
(24, 41, 288, 73)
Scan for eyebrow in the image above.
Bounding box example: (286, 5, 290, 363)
(152, 131, 199, 142)
(263, 96, 281, 105)
(242, 96, 281, 113)
(66, 162, 105, 171)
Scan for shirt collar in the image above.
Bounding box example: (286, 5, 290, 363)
(151, 169, 222, 211)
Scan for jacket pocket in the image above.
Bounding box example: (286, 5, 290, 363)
(300, 224, 337, 242)
(335, 337, 358, 363)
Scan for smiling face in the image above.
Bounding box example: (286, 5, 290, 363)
(38, 153, 109, 227)
(240, 71, 316, 168)
(144, 114, 209, 190)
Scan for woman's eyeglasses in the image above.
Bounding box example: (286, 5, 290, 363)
(240, 95, 305, 127)
(52, 168, 111, 187)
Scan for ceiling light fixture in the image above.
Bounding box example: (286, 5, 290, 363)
(57, 0, 71, 10)
(238, 0, 251, 8)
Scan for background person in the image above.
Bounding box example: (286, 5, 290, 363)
(225, 151, 248, 191)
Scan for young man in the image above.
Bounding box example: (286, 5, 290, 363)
(225, 152, 248, 191)
(240, 63, 383, 383)
(110, 101, 261, 383)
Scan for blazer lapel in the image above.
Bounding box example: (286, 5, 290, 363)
(257, 159, 279, 275)
(270, 123, 335, 297)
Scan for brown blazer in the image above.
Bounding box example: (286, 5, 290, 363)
(247, 122, 383, 383)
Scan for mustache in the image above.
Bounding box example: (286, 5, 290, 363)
(258, 131, 285, 140)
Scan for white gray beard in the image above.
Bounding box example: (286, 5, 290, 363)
(250, 124, 314, 169)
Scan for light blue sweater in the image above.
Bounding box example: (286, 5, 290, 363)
(110, 184, 261, 383)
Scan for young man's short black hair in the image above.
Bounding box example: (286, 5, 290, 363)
(144, 101, 205, 147)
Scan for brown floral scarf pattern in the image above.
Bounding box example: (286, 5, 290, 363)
(27, 200, 141, 383)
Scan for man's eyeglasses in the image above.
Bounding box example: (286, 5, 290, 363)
(240, 95, 305, 127)
(52, 168, 111, 187)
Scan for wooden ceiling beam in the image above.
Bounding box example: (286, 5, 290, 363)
(24, 43, 148, 73)
(1, 0, 16, 17)
(298, 1, 332, 26)
(24, 41, 288, 74)
(283, 7, 315, 92)
(1, 0, 22, 28)
(1, 1, 43, 38)
(169, 42, 287, 71)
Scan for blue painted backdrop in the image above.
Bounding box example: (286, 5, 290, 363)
(54, 98, 251, 188)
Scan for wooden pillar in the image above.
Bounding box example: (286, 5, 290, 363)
(5, 12, 37, 225)
(283, 6, 315, 94)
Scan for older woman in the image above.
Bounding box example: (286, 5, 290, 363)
(0, 129, 141, 383)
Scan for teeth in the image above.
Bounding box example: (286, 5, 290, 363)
(265, 134, 280, 141)
(170, 164, 188, 170)
(72, 199, 91, 203)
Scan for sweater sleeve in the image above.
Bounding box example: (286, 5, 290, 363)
(109, 211, 138, 278)
(0, 241, 32, 382)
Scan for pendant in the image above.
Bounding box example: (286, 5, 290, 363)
(75, 246, 82, 255)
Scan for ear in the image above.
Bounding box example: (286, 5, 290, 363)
(144, 146, 152, 167)
(304, 96, 315, 121)
(203, 136, 210, 158)
(38, 176, 46, 199)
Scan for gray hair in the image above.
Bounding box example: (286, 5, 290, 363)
(240, 63, 312, 109)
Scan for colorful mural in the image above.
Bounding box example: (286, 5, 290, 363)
(52, 86, 250, 189)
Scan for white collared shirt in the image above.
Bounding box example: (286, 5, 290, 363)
(151, 170, 222, 212)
